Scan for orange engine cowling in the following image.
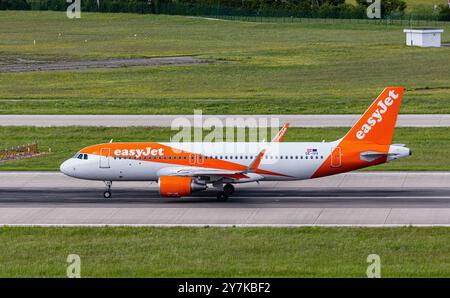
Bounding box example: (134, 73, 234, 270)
(158, 176, 206, 197)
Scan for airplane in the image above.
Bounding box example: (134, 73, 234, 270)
(60, 87, 411, 201)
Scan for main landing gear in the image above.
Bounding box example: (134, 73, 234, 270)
(216, 183, 235, 202)
(103, 181, 112, 198)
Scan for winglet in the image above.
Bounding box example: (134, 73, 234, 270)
(272, 123, 289, 142)
(245, 149, 266, 173)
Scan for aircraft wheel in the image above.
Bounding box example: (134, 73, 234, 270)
(216, 191, 229, 202)
(224, 183, 235, 195)
(103, 191, 112, 198)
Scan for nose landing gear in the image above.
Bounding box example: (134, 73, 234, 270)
(103, 181, 112, 198)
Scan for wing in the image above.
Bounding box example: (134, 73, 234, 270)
(157, 166, 264, 182)
(165, 167, 242, 177)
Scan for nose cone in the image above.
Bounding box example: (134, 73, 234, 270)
(60, 159, 75, 177)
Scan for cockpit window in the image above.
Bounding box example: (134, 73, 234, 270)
(77, 154, 83, 159)
(83, 154, 88, 160)
(73, 152, 80, 158)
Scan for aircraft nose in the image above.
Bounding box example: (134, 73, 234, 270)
(60, 159, 74, 177)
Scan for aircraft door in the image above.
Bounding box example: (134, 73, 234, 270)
(99, 148, 111, 168)
(330, 147, 342, 168)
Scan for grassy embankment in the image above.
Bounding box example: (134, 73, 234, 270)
(0, 226, 448, 277)
(0, 11, 449, 114)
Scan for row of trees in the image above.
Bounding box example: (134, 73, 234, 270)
(1, 0, 447, 20)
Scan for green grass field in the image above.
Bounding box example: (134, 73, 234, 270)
(0, 11, 449, 114)
(0, 126, 448, 171)
(0, 227, 448, 277)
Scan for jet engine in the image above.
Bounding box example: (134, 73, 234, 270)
(158, 176, 206, 197)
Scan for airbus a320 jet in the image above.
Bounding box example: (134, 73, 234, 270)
(60, 87, 411, 201)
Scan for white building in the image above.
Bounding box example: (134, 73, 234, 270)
(403, 28, 444, 47)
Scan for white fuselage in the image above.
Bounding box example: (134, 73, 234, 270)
(60, 141, 341, 182)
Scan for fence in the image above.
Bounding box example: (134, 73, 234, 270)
(210, 14, 447, 28)
(0, 143, 39, 161)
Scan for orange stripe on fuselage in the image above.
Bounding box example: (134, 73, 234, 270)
(80, 142, 292, 178)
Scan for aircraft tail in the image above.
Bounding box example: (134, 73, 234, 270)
(341, 87, 404, 145)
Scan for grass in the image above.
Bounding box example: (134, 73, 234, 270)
(0, 226, 448, 277)
(405, 0, 448, 9)
(0, 11, 449, 114)
(0, 126, 448, 171)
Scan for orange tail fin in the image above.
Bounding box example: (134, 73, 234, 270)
(342, 87, 404, 145)
(312, 87, 404, 179)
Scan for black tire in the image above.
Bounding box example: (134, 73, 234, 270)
(224, 183, 235, 195)
(103, 191, 111, 198)
(216, 191, 228, 202)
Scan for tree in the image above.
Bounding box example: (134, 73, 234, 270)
(356, 0, 406, 17)
(438, 4, 450, 21)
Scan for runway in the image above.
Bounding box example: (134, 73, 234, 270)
(0, 114, 449, 127)
(0, 171, 449, 226)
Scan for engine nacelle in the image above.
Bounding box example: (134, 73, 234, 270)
(158, 176, 206, 197)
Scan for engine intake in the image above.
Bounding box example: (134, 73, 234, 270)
(158, 176, 206, 197)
